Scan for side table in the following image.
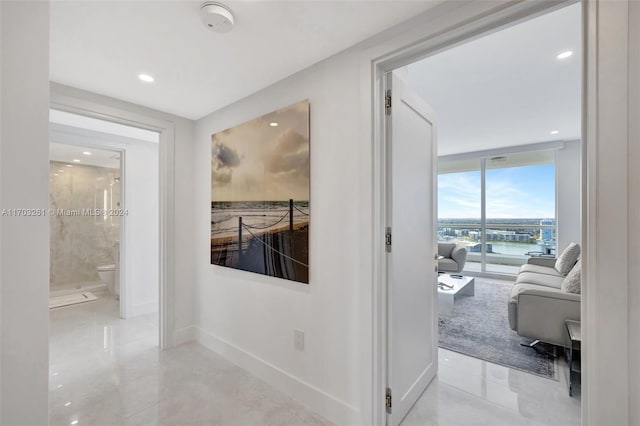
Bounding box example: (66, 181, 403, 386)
(565, 320, 581, 397)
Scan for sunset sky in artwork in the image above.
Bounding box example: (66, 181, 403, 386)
(211, 100, 310, 202)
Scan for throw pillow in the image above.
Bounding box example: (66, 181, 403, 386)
(555, 242, 581, 275)
(562, 259, 581, 294)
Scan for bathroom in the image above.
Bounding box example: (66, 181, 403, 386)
(49, 143, 122, 305)
(48, 110, 160, 318)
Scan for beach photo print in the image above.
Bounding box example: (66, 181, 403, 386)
(210, 100, 310, 284)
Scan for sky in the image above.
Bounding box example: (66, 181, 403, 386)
(211, 100, 310, 202)
(438, 163, 555, 219)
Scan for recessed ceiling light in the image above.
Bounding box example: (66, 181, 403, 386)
(550, 130, 560, 135)
(58, 169, 64, 173)
(82, 151, 92, 156)
(557, 51, 573, 60)
(65, 402, 71, 407)
(53, 173, 59, 176)
(269, 122, 279, 127)
(72, 159, 81, 163)
(66, 164, 73, 168)
(138, 73, 155, 83)
(71, 420, 78, 425)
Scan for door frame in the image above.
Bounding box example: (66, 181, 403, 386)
(370, 1, 584, 424)
(50, 86, 176, 350)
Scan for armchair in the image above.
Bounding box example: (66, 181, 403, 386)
(437, 243, 467, 273)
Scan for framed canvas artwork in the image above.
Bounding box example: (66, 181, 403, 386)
(210, 100, 310, 284)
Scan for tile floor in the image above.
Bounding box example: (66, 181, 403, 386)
(401, 349, 581, 426)
(49, 293, 330, 426)
(49, 292, 581, 426)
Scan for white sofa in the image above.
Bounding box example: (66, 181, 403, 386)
(508, 255, 581, 346)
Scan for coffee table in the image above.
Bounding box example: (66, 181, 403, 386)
(437, 274, 475, 314)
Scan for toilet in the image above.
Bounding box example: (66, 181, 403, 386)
(97, 264, 118, 296)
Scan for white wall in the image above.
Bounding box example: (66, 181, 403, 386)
(50, 83, 196, 345)
(627, 0, 639, 424)
(195, 52, 364, 424)
(556, 139, 581, 252)
(0, 1, 50, 424)
(126, 140, 160, 316)
(50, 125, 160, 317)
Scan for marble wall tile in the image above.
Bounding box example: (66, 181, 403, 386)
(50, 161, 120, 290)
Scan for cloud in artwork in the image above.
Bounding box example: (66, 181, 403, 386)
(210, 100, 310, 202)
(266, 128, 309, 179)
(211, 143, 241, 185)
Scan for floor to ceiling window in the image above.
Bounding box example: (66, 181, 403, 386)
(438, 149, 556, 274)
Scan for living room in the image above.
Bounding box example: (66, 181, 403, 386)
(398, 3, 583, 424)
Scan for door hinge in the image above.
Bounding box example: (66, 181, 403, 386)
(385, 90, 392, 115)
(385, 227, 392, 253)
(386, 387, 392, 413)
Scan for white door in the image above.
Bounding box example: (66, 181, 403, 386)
(386, 71, 438, 425)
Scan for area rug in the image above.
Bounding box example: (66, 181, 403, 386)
(438, 277, 558, 380)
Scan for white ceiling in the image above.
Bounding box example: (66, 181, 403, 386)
(50, 142, 121, 169)
(50, 0, 439, 120)
(407, 3, 581, 156)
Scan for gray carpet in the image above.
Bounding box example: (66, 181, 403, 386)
(438, 277, 558, 380)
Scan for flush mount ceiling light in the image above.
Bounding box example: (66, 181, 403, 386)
(200, 2, 234, 33)
(557, 51, 573, 60)
(138, 73, 155, 83)
(269, 122, 279, 127)
(82, 151, 92, 156)
(66, 164, 73, 168)
(72, 159, 81, 163)
(550, 130, 560, 135)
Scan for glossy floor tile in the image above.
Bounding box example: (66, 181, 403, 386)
(49, 293, 331, 426)
(51, 293, 580, 426)
(401, 348, 581, 426)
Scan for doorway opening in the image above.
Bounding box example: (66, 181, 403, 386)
(378, 2, 583, 425)
(47, 109, 162, 424)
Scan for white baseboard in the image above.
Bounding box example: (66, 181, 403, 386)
(131, 300, 158, 317)
(195, 326, 359, 426)
(173, 325, 196, 346)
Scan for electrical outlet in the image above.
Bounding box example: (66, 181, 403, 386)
(294, 329, 305, 351)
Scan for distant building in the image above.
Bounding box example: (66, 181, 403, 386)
(540, 219, 555, 242)
(485, 229, 532, 242)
